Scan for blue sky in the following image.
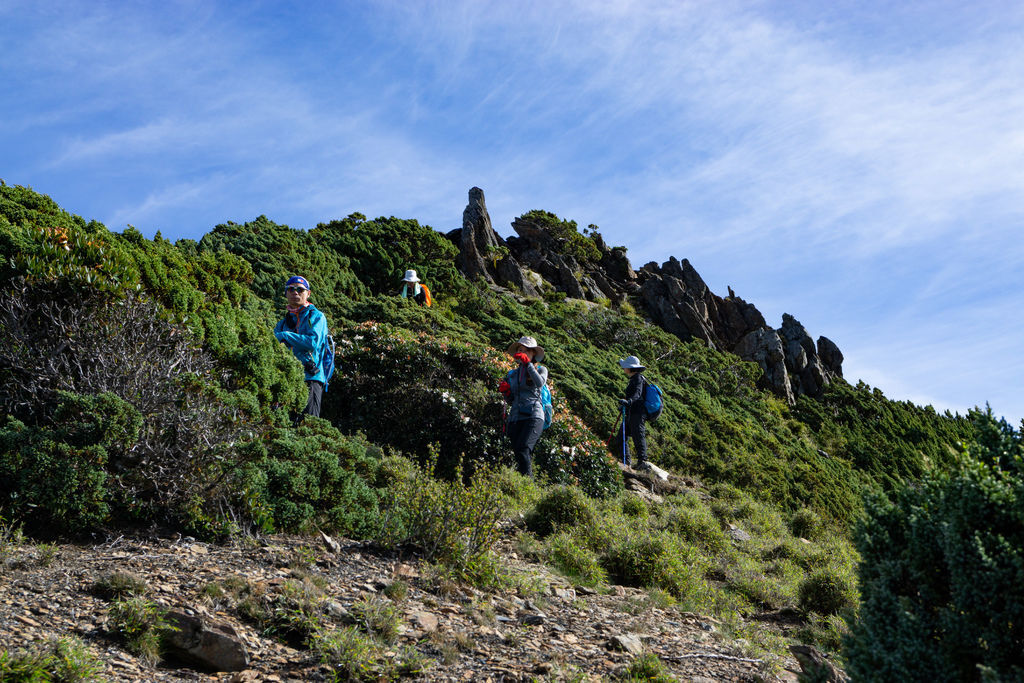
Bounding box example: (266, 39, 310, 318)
(3, 0, 1022, 426)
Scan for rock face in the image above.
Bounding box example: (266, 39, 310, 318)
(789, 644, 851, 682)
(164, 609, 249, 671)
(450, 187, 843, 401)
(459, 187, 502, 283)
(734, 328, 792, 403)
(448, 187, 542, 297)
(637, 257, 766, 350)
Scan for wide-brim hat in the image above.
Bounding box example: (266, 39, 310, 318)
(506, 336, 545, 362)
(618, 355, 646, 370)
(401, 269, 421, 282)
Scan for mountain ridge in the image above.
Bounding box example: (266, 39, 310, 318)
(448, 187, 841, 405)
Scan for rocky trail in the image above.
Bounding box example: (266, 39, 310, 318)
(0, 523, 823, 682)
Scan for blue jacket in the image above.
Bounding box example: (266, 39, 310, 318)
(506, 362, 549, 424)
(274, 304, 329, 384)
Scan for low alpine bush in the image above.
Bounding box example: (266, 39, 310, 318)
(545, 530, 607, 586)
(845, 408, 1024, 681)
(790, 507, 822, 540)
(603, 531, 708, 599)
(797, 567, 857, 616)
(377, 455, 506, 584)
(231, 418, 384, 537)
(0, 392, 139, 535)
(525, 485, 598, 537)
(0, 637, 104, 682)
(107, 596, 168, 666)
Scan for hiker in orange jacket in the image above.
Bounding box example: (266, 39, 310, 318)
(399, 269, 432, 306)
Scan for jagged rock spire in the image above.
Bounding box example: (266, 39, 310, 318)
(450, 187, 843, 402)
(460, 187, 501, 283)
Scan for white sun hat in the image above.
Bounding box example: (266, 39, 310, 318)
(401, 269, 421, 282)
(506, 336, 545, 362)
(618, 355, 646, 370)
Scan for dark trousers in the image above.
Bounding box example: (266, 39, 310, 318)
(625, 412, 647, 466)
(303, 380, 324, 419)
(507, 417, 544, 477)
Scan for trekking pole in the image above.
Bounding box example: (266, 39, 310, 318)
(621, 404, 628, 465)
(608, 411, 622, 447)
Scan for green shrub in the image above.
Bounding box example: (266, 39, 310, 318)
(725, 554, 790, 610)
(351, 595, 400, 644)
(797, 568, 857, 616)
(232, 419, 383, 536)
(377, 457, 506, 585)
(0, 278, 257, 535)
(382, 579, 408, 603)
(0, 392, 141, 535)
(108, 596, 168, 666)
(790, 507, 822, 539)
(0, 637, 104, 682)
(545, 531, 607, 586)
(489, 465, 543, 512)
(620, 495, 649, 518)
(526, 486, 598, 537)
(795, 613, 849, 654)
(604, 532, 708, 599)
(663, 505, 727, 553)
(846, 408, 1024, 681)
(313, 626, 378, 682)
(616, 652, 674, 681)
(267, 578, 329, 647)
(92, 571, 149, 600)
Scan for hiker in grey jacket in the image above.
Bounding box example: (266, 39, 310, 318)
(499, 336, 549, 477)
(619, 355, 650, 469)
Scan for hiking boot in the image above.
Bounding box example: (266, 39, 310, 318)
(637, 461, 652, 471)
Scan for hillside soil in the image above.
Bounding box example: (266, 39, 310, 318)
(0, 532, 804, 681)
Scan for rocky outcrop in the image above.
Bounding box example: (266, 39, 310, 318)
(734, 327, 793, 403)
(458, 187, 502, 283)
(780, 314, 830, 399)
(790, 644, 850, 682)
(450, 187, 843, 401)
(638, 257, 766, 350)
(448, 188, 541, 297)
(817, 336, 844, 378)
(164, 609, 249, 671)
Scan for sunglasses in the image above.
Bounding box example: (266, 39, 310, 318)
(285, 286, 307, 293)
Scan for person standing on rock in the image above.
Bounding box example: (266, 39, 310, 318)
(274, 275, 331, 420)
(399, 269, 432, 306)
(618, 355, 651, 470)
(499, 336, 549, 476)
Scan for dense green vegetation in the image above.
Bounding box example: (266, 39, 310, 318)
(846, 408, 1024, 680)
(2, 181, 1008, 673)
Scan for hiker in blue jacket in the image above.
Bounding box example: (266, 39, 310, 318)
(499, 336, 548, 477)
(618, 355, 650, 470)
(274, 275, 329, 419)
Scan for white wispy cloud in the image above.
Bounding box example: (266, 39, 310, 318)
(4, 0, 1022, 424)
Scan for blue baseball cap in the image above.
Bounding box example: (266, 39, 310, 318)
(285, 275, 311, 290)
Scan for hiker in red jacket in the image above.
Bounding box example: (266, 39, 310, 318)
(501, 336, 549, 476)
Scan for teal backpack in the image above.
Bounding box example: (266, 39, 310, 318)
(321, 334, 336, 392)
(541, 384, 553, 429)
(643, 377, 663, 421)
